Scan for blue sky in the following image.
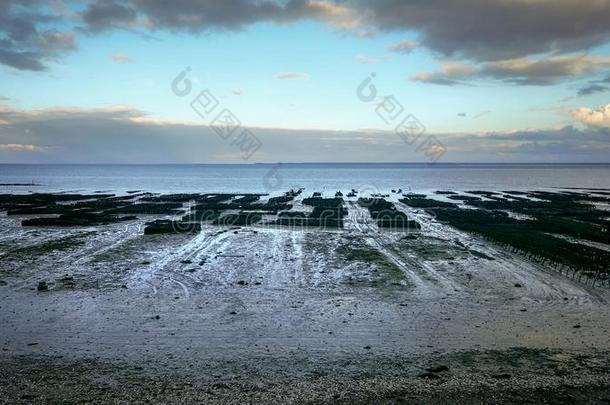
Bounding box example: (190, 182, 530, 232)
(1, 1, 610, 163)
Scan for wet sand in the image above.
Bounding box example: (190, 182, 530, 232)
(1, 193, 609, 403)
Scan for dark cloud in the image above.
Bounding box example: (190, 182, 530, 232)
(0, 1, 77, 71)
(2, 0, 610, 92)
(413, 55, 610, 86)
(481, 55, 610, 85)
(411, 75, 463, 86)
(0, 44, 45, 71)
(82, 1, 137, 32)
(354, 0, 610, 62)
(35, 30, 77, 52)
(5, 0, 610, 77)
(577, 84, 608, 96)
(78, 0, 610, 65)
(80, 0, 359, 33)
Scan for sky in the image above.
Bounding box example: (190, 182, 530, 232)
(1, 0, 610, 163)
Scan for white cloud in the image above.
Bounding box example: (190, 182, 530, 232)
(572, 104, 610, 128)
(276, 72, 308, 79)
(306, 0, 362, 30)
(355, 53, 390, 64)
(356, 30, 376, 38)
(111, 53, 135, 64)
(0, 143, 47, 152)
(411, 63, 476, 85)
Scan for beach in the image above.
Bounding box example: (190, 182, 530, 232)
(0, 184, 609, 403)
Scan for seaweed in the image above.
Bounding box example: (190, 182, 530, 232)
(22, 213, 136, 227)
(212, 212, 262, 226)
(399, 197, 458, 209)
(276, 197, 347, 228)
(429, 206, 610, 286)
(402, 193, 427, 199)
(139, 193, 204, 203)
(143, 219, 201, 234)
(359, 198, 420, 231)
(0, 233, 94, 261)
(446, 195, 482, 202)
(104, 203, 184, 215)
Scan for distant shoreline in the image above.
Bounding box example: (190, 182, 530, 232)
(1, 162, 610, 166)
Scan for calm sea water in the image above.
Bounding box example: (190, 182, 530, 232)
(1, 163, 609, 195)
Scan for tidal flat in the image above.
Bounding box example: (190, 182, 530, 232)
(1, 189, 609, 403)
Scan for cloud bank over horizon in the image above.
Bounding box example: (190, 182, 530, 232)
(1, 103, 609, 164)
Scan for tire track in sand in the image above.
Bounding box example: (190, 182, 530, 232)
(348, 202, 456, 296)
(135, 227, 234, 299)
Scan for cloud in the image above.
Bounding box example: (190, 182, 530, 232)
(411, 63, 476, 86)
(353, 0, 610, 62)
(1, 103, 609, 163)
(0, 2, 78, 71)
(413, 55, 610, 86)
(577, 84, 608, 96)
(0, 143, 47, 152)
(388, 40, 417, 55)
(572, 104, 610, 128)
(474, 110, 491, 119)
(111, 53, 135, 64)
(0, 104, 143, 127)
(356, 30, 376, 38)
(355, 53, 390, 64)
(444, 126, 610, 160)
(82, 1, 138, 32)
(481, 55, 610, 85)
(276, 72, 308, 79)
(78, 1, 610, 65)
(6, 0, 610, 74)
(81, 0, 360, 33)
(35, 30, 77, 53)
(305, 0, 361, 30)
(0, 1, 364, 71)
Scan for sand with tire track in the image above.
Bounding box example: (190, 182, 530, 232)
(1, 192, 609, 403)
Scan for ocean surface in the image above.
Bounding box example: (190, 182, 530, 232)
(1, 163, 610, 195)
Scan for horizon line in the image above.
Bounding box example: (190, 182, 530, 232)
(2, 162, 610, 166)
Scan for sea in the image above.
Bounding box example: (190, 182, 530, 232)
(1, 163, 610, 196)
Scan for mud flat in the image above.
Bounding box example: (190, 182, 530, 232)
(1, 190, 609, 403)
